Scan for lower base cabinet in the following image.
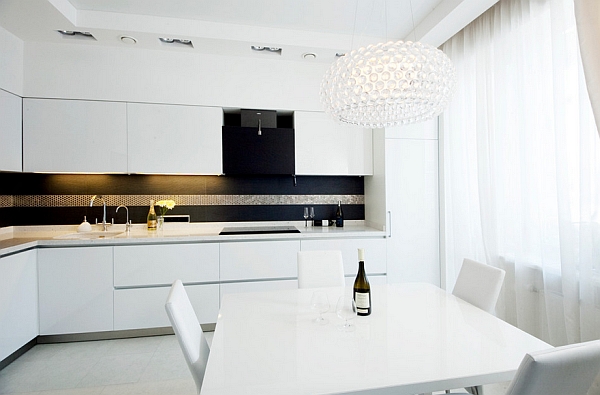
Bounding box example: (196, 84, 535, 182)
(114, 284, 219, 330)
(220, 279, 298, 303)
(38, 247, 114, 335)
(0, 250, 38, 361)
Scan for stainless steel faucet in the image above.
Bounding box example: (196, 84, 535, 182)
(90, 195, 110, 231)
(116, 205, 132, 233)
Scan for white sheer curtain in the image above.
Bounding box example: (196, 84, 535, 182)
(441, 0, 600, 346)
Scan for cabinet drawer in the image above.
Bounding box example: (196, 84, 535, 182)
(114, 243, 219, 287)
(300, 238, 387, 275)
(114, 284, 219, 330)
(220, 279, 298, 303)
(219, 240, 300, 281)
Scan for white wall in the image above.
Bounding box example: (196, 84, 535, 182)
(0, 25, 23, 95)
(23, 41, 329, 111)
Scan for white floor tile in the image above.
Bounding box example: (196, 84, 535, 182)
(77, 353, 154, 388)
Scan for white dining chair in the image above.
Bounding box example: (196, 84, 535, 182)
(165, 279, 210, 395)
(297, 250, 345, 289)
(452, 340, 600, 395)
(452, 258, 506, 314)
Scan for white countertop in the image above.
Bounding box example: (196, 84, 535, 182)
(0, 221, 386, 257)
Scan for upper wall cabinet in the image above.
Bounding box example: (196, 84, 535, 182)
(127, 103, 222, 174)
(0, 89, 22, 172)
(23, 99, 127, 173)
(294, 111, 373, 175)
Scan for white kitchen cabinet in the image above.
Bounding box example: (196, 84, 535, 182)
(114, 243, 219, 287)
(22, 98, 127, 173)
(38, 247, 114, 335)
(127, 103, 223, 174)
(220, 279, 297, 302)
(300, 238, 386, 277)
(294, 111, 373, 175)
(113, 243, 220, 330)
(220, 240, 300, 281)
(114, 284, 219, 330)
(0, 250, 37, 362)
(385, 136, 440, 285)
(0, 89, 22, 172)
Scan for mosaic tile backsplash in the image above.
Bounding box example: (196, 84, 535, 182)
(0, 173, 365, 226)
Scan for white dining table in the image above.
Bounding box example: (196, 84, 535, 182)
(200, 283, 551, 395)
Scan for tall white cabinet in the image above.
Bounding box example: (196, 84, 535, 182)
(367, 120, 440, 286)
(0, 89, 22, 172)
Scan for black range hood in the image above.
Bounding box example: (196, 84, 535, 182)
(222, 110, 295, 175)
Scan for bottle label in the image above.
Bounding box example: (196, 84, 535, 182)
(354, 291, 370, 313)
(148, 220, 157, 230)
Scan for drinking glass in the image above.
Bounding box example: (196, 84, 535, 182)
(311, 291, 330, 325)
(303, 207, 309, 227)
(336, 296, 356, 332)
(309, 207, 315, 226)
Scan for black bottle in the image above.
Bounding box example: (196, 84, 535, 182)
(335, 201, 344, 227)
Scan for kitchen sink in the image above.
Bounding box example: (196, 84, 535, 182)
(54, 231, 125, 240)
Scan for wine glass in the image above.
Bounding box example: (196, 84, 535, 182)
(336, 296, 356, 332)
(303, 207, 309, 227)
(311, 291, 330, 325)
(309, 207, 315, 226)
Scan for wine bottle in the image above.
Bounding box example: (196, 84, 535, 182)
(353, 248, 371, 316)
(147, 200, 157, 231)
(335, 200, 344, 227)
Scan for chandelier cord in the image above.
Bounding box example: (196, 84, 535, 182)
(350, 0, 359, 52)
(409, 0, 416, 41)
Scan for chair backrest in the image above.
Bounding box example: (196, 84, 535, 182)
(297, 250, 345, 289)
(165, 279, 210, 394)
(452, 258, 506, 313)
(505, 340, 600, 395)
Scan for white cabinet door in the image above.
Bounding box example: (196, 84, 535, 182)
(300, 238, 386, 276)
(294, 111, 373, 175)
(114, 243, 219, 287)
(23, 98, 127, 173)
(220, 240, 300, 281)
(0, 89, 22, 172)
(0, 250, 38, 361)
(220, 279, 298, 302)
(127, 103, 222, 174)
(385, 138, 440, 285)
(114, 284, 219, 330)
(38, 247, 114, 335)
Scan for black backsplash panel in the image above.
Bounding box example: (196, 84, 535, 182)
(0, 173, 364, 227)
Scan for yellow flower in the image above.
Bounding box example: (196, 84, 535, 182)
(156, 200, 176, 216)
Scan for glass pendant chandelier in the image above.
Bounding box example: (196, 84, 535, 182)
(320, 4, 457, 128)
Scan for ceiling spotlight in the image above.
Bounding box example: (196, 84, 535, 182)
(120, 36, 137, 45)
(251, 45, 282, 55)
(159, 37, 193, 47)
(302, 52, 317, 60)
(56, 30, 96, 40)
(335, 52, 346, 57)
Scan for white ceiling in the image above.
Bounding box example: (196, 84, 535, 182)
(0, 0, 499, 62)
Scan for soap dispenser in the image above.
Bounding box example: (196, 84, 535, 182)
(77, 216, 92, 233)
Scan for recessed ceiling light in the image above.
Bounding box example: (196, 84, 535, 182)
(302, 52, 317, 60)
(120, 36, 137, 45)
(250, 45, 282, 55)
(56, 30, 96, 40)
(159, 37, 193, 47)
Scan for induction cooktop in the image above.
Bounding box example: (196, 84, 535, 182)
(219, 226, 300, 235)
